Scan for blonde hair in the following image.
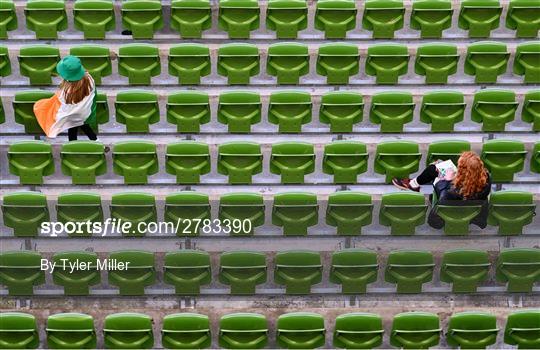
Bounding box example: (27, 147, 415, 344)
(452, 151, 488, 199)
(60, 73, 92, 104)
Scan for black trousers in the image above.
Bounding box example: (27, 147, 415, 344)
(416, 164, 439, 185)
(68, 124, 97, 141)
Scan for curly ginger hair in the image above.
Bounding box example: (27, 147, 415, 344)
(452, 151, 488, 199)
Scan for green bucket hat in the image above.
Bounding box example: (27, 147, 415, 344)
(56, 55, 86, 81)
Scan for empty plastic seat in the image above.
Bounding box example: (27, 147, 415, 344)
(118, 44, 161, 85)
(8, 141, 54, 185)
(0, 45, 11, 77)
(277, 312, 325, 349)
(164, 192, 210, 236)
(330, 249, 378, 294)
(488, 191, 535, 235)
(115, 90, 159, 133)
(46, 313, 96, 349)
(333, 313, 384, 349)
(434, 194, 485, 235)
(112, 141, 158, 184)
(162, 313, 211, 349)
(73, 0, 115, 39)
(0, 312, 39, 349)
(108, 251, 155, 295)
(410, 0, 453, 38)
(472, 90, 518, 132)
(121, 0, 163, 38)
(481, 139, 526, 182)
(326, 192, 373, 235)
(218, 0, 260, 38)
(163, 250, 211, 294)
(274, 251, 322, 294)
(374, 141, 421, 183)
(496, 248, 540, 292)
(219, 313, 268, 349)
(218, 193, 265, 235)
(369, 91, 414, 132)
(506, 0, 540, 37)
(266, 43, 309, 84)
(2, 192, 49, 237)
(459, 0, 502, 37)
(465, 42, 510, 83)
(426, 140, 471, 165)
(420, 92, 466, 132)
(504, 310, 540, 349)
(25, 0, 67, 39)
(0, 0, 17, 39)
(266, 0, 307, 38)
(170, 0, 211, 38)
(319, 92, 363, 133)
(385, 250, 434, 293)
(415, 44, 459, 84)
(532, 142, 540, 174)
(390, 312, 440, 349)
(366, 44, 409, 84)
(167, 91, 210, 133)
(218, 142, 263, 184)
(362, 0, 405, 38)
(166, 142, 210, 184)
(0, 251, 45, 295)
(56, 192, 103, 237)
(218, 91, 261, 132)
(270, 142, 315, 184)
(268, 91, 312, 133)
(514, 42, 540, 84)
(314, 0, 357, 38)
(168, 44, 211, 85)
(218, 44, 260, 85)
(323, 142, 368, 183)
(103, 313, 154, 349)
(440, 249, 490, 293)
(379, 192, 427, 235)
(272, 192, 318, 236)
(18, 45, 60, 85)
(52, 251, 100, 295)
(60, 141, 106, 185)
(110, 193, 156, 236)
(219, 251, 267, 294)
(522, 90, 540, 131)
(447, 312, 498, 349)
(317, 43, 359, 84)
(12, 90, 54, 133)
(69, 45, 112, 85)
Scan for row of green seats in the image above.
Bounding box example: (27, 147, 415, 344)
(1, 310, 539, 349)
(2, 42, 539, 85)
(1, 0, 539, 39)
(1, 248, 539, 296)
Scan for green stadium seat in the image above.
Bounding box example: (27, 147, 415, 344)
(326, 191, 373, 235)
(218, 0, 260, 38)
(2, 192, 49, 237)
(162, 313, 211, 349)
(110, 193, 157, 236)
(8, 141, 54, 185)
(115, 91, 160, 132)
(504, 310, 540, 349)
(506, 0, 540, 37)
(60, 141, 106, 185)
(446, 312, 498, 349)
(496, 248, 540, 292)
(410, 0, 453, 38)
(266, 0, 308, 38)
(217, 44, 260, 85)
(46, 313, 96, 349)
(323, 141, 368, 183)
(164, 192, 210, 236)
(369, 91, 414, 132)
(121, 0, 163, 39)
(73, 0, 115, 39)
(218, 142, 263, 184)
(219, 251, 267, 294)
(365, 44, 409, 84)
(118, 44, 161, 85)
(94, 93, 110, 132)
(167, 91, 210, 133)
(330, 249, 378, 293)
(52, 251, 100, 295)
(385, 250, 434, 293)
(168, 44, 211, 85)
(481, 139, 526, 182)
(268, 91, 312, 133)
(218, 193, 265, 235)
(488, 191, 535, 235)
(390, 312, 440, 349)
(440, 249, 490, 293)
(514, 42, 540, 84)
(522, 90, 540, 131)
(415, 44, 459, 84)
(18, 45, 60, 85)
(218, 91, 261, 132)
(374, 141, 421, 183)
(0, 0, 17, 39)
(333, 313, 384, 349)
(163, 250, 211, 295)
(12, 90, 54, 133)
(277, 312, 325, 349)
(274, 251, 322, 294)
(362, 0, 405, 38)
(103, 313, 154, 349)
(270, 142, 315, 184)
(379, 192, 427, 235)
(25, 0, 67, 39)
(170, 0, 211, 38)
(108, 251, 155, 295)
(471, 90, 518, 132)
(317, 43, 359, 84)
(420, 92, 465, 132)
(266, 43, 309, 84)
(272, 192, 318, 235)
(56, 192, 103, 237)
(166, 141, 211, 184)
(0, 312, 39, 349)
(319, 92, 363, 133)
(314, 0, 357, 38)
(112, 141, 158, 184)
(426, 140, 470, 165)
(219, 313, 268, 349)
(0, 251, 45, 295)
(458, 0, 502, 37)
(465, 42, 510, 83)
(434, 196, 484, 236)
(69, 45, 112, 85)
(531, 142, 540, 174)
(0, 45, 11, 77)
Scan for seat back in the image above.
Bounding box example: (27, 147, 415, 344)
(333, 313, 384, 349)
(0, 251, 45, 295)
(218, 192, 265, 235)
(217, 142, 263, 184)
(219, 251, 267, 294)
(219, 313, 268, 349)
(314, 0, 357, 38)
(217, 44, 260, 84)
(52, 251, 100, 295)
(164, 192, 211, 236)
(24, 0, 67, 39)
(272, 192, 318, 235)
(458, 0, 502, 37)
(69, 45, 112, 84)
(374, 141, 421, 183)
(217, 91, 262, 132)
(506, 0, 540, 37)
(61, 141, 107, 184)
(266, 43, 310, 84)
(504, 310, 540, 348)
(268, 91, 312, 133)
(46, 313, 96, 349)
(13, 90, 55, 133)
(369, 91, 414, 132)
(379, 192, 427, 235)
(415, 43, 459, 84)
(167, 91, 211, 132)
(110, 192, 157, 236)
(362, 0, 405, 38)
(319, 91, 364, 132)
(108, 251, 156, 295)
(163, 250, 211, 294)
(121, 0, 163, 39)
(488, 191, 535, 235)
(365, 44, 409, 84)
(270, 142, 315, 184)
(410, 0, 453, 38)
(440, 249, 490, 292)
(168, 44, 211, 84)
(385, 250, 434, 293)
(277, 312, 325, 349)
(56, 192, 103, 237)
(2, 191, 49, 237)
(118, 44, 161, 85)
(330, 249, 378, 293)
(316, 43, 359, 84)
(18, 45, 60, 85)
(162, 313, 211, 349)
(170, 0, 212, 38)
(73, 0, 115, 39)
(166, 141, 211, 184)
(103, 313, 154, 349)
(112, 141, 158, 184)
(218, 0, 260, 38)
(426, 139, 470, 165)
(326, 191, 373, 235)
(266, 0, 308, 39)
(496, 248, 540, 292)
(0, 312, 39, 349)
(390, 312, 441, 348)
(274, 251, 322, 294)
(465, 42, 509, 83)
(446, 312, 499, 349)
(481, 139, 526, 182)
